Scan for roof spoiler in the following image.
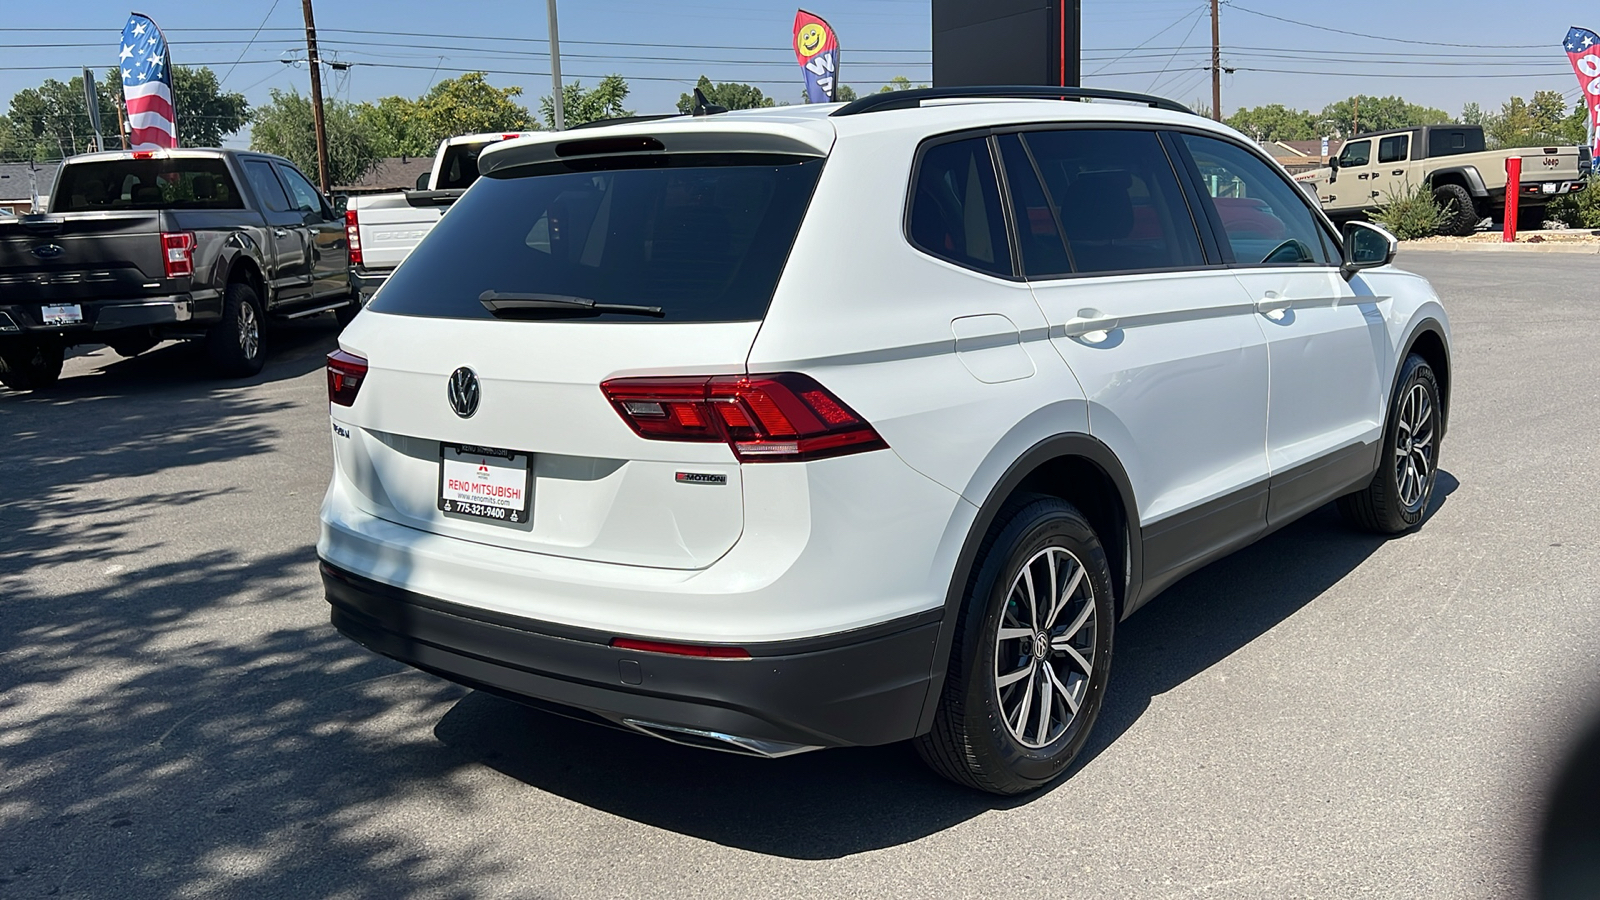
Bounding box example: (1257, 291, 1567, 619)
(831, 86, 1194, 117)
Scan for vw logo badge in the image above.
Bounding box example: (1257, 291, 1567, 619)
(447, 367, 480, 419)
(31, 244, 63, 260)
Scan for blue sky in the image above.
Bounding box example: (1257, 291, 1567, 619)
(0, 0, 1590, 147)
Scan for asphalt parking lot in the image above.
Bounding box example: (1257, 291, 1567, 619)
(2, 250, 1596, 899)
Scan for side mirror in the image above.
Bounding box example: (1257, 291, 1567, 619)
(1341, 220, 1397, 278)
(1327, 155, 1340, 183)
(415, 171, 429, 191)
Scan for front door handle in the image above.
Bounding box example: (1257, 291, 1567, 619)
(1255, 293, 1292, 320)
(274, 228, 289, 237)
(1392, 169, 1404, 175)
(1063, 308, 1120, 340)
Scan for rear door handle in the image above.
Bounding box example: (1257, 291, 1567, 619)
(1063, 308, 1120, 339)
(1392, 169, 1404, 175)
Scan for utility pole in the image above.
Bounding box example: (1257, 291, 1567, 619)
(547, 0, 565, 130)
(1209, 0, 1221, 121)
(1353, 95, 1360, 135)
(301, 0, 332, 193)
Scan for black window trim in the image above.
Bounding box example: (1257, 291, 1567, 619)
(992, 121, 1221, 281)
(1166, 126, 1344, 271)
(996, 131, 1078, 278)
(902, 128, 1024, 282)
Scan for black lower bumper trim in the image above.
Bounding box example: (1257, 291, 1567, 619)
(321, 562, 941, 748)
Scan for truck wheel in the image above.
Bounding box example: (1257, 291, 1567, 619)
(0, 343, 65, 392)
(916, 495, 1116, 795)
(1433, 184, 1478, 236)
(206, 281, 266, 377)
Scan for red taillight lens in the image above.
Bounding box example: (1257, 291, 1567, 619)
(600, 373, 887, 462)
(345, 209, 362, 267)
(327, 349, 368, 407)
(610, 638, 750, 659)
(131, 150, 155, 159)
(161, 232, 195, 279)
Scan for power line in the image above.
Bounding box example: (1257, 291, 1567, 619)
(1087, 6, 1207, 77)
(219, 0, 282, 87)
(1219, 2, 1550, 49)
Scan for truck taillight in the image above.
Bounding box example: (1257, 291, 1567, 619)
(345, 209, 362, 267)
(161, 232, 195, 278)
(327, 350, 368, 407)
(600, 373, 887, 463)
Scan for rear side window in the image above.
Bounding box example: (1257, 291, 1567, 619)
(1020, 129, 1204, 275)
(1181, 134, 1337, 267)
(1378, 135, 1409, 164)
(243, 161, 291, 213)
(908, 137, 1013, 277)
(54, 157, 244, 212)
(368, 156, 825, 323)
(435, 141, 494, 190)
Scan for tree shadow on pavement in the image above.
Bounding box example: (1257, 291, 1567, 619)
(428, 470, 1459, 860)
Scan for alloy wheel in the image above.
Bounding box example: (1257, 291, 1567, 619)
(1394, 382, 1435, 510)
(238, 302, 260, 360)
(994, 545, 1098, 749)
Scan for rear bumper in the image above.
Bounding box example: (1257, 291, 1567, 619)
(350, 266, 392, 300)
(321, 561, 940, 749)
(0, 292, 220, 342)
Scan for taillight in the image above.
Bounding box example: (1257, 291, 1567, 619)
(345, 209, 362, 267)
(327, 350, 368, 407)
(610, 638, 750, 659)
(161, 232, 195, 279)
(600, 373, 887, 462)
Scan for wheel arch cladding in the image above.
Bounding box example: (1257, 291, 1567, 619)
(1405, 323, 1451, 435)
(917, 433, 1140, 736)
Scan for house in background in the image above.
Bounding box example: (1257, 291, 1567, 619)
(0, 162, 61, 215)
(1263, 139, 1344, 176)
(333, 156, 436, 198)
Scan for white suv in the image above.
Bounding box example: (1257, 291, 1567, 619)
(319, 87, 1450, 795)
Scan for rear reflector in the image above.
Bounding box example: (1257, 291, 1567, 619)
(327, 349, 368, 407)
(610, 638, 750, 659)
(161, 232, 195, 279)
(601, 372, 887, 463)
(345, 209, 362, 267)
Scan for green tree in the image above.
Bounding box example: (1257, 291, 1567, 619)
(413, 73, 533, 141)
(1460, 102, 1485, 126)
(249, 88, 378, 188)
(836, 84, 858, 102)
(356, 95, 430, 159)
(541, 76, 632, 128)
(878, 75, 928, 93)
(676, 76, 775, 113)
(3, 66, 246, 161)
(1317, 95, 1452, 136)
(1558, 100, 1589, 145)
(1224, 103, 1317, 142)
(1485, 92, 1575, 148)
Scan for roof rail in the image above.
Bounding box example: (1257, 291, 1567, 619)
(830, 86, 1194, 118)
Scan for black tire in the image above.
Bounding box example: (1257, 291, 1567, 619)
(0, 343, 64, 391)
(916, 495, 1116, 795)
(1338, 354, 1442, 534)
(206, 281, 266, 377)
(1433, 183, 1478, 237)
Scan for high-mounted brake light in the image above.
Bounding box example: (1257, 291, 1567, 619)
(161, 232, 195, 279)
(344, 209, 362, 266)
(327, 349, 368, 407)
(600, 373, 887, 463)
(130, 150, 156, 159)
(610, 638, 750, 659)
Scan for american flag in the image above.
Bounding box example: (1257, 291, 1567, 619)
(120, 13, 177, 150)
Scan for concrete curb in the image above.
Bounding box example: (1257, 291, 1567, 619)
(1399, 242, 1600, 255)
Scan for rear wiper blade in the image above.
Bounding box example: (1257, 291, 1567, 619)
(478, 291, 664, 318)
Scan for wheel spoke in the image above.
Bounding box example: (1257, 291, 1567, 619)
(1046, 665, 1080, 716)
(1054, 642, 1094, 677)
(1056, 595, 1095, 644)
(997, 627, 1033, 641)
(1034, 664, 1054, 745)
(1046, 563, 1085, 630)
(997, 665, 1032, 689)
(1011, 666, 1037, 736)
(1019, 564, 1039, 632)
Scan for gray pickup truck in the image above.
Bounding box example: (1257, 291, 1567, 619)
(0, 148, 357, 391)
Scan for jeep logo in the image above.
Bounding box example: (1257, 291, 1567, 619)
(1543, 157, 1561, 168)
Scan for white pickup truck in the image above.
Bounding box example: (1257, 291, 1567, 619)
(346, 131, 535, 301)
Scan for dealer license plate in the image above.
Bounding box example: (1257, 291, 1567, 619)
(438, 444, 533, 524)
(40, 304, 82, 326)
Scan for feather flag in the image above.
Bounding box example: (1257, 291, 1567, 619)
(1563, 26, 1600, 155)
(120, 13, 177, 149)
(793, 10, 840, 104)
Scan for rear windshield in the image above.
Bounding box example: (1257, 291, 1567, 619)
(369, 155, 825, 323)
(53, 158, 244, 212)
(435, 142, 494, 190)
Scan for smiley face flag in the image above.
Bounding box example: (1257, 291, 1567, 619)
(793, 10, 840, 103)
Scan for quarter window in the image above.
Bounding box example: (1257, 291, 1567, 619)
(908, 137, 1013, 278)
(1180, 134, 1337, 267)
(1378, 135, 1409, 164)
(1018, 129, 1205, 275)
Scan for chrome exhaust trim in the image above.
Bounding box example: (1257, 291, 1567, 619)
(620, 719, 823, 759)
